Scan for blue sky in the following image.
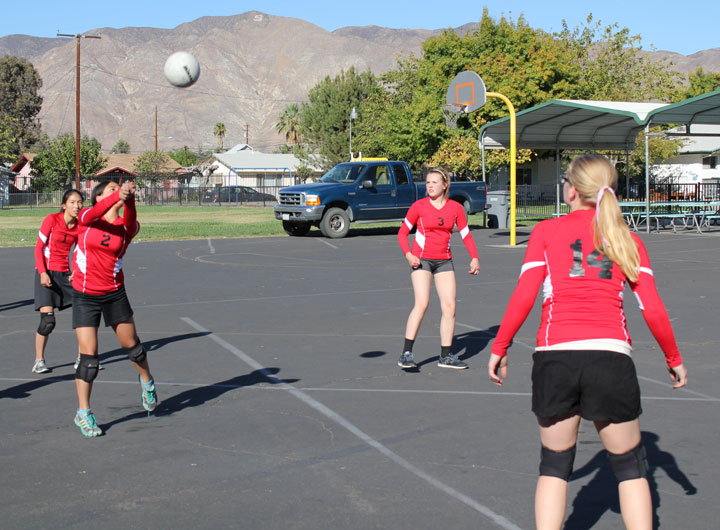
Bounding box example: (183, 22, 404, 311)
(1, 1, 717, 56)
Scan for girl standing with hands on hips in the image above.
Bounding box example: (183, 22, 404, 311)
(398, 168, 480, 370)
(488, 155, 687, 529)
(32, 189, 84, 373)
(71, 179, 158, 437)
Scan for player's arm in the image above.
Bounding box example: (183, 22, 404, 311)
(122, 182, 139, 237)
(35, 216, 53, 283)
(454, 202, 479, 274)
(398, 201, 420, 253)
(79, 189, 122, 226)
(628, 237, 684, 375)
(491, 226, 547, 358)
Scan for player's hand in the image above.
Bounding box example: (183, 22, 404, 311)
(406, 252, 421, 269)
(118, 184, 130, 201)
(40, 272, 52, 287)
(668, 363, 688, 389)
(125, 181, 136, 196)
(488, 353, 508, 386)
(468, 258, 480, 275)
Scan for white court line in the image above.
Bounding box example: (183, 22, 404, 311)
(318, 239, 338, 249)
(1, 378, 715, 403)
(181, 317, 523, 530)
(207, 238, 216, 255)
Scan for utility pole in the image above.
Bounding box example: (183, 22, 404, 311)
(57, 32, 101, 190)
(154, 106, 158, 152)
(245, 124, 249, 145)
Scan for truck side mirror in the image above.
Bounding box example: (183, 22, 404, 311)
(360, 179, 374, 189)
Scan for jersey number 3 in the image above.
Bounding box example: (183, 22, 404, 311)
(569, 239, 613, 279)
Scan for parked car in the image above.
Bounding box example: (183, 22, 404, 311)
(203, 186, 276, 204)
(274, 161, 487, 238)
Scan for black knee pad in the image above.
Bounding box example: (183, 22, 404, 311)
(539, 445, 577, 481)
(75, 354, 99, 382)
(608, 442, 648, 482)
(125, 341, 147, 363)
(37, 312, 55, 336)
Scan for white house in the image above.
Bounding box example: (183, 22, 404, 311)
(652, 124, 720, 185)
(195, 144, 323, 189)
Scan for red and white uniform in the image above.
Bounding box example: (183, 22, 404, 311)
(35, 212, 78, 274)
(492, 209, 682, 367)
(72, 190, 139, 295)
(398, 198, 479, 260)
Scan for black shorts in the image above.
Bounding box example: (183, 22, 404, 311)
(412, 258, 455, 275)
(531, 350, 642, 423)
(72, 285, 134, 328)
(34, 270, 74, 311)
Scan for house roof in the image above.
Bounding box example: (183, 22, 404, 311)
(213, 150, 321, 172)
(101, 154, 185, 175)
(10, 153, 36, 172)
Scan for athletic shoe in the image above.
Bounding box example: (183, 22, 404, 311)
(74, 355, 104, 370)
(31, 359, 50, 374)
(438, 353, 468, 370)
(398, 351, 417, 369)
(139, 375, 158, 412)
(74, 410, 103, 437)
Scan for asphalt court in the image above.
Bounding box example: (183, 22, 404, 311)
(1, 225, 718, 529)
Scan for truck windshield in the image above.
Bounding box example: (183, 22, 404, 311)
(318, 164, 367, 184)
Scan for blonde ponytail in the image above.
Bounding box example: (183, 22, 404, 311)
(566, 155, 640, 282)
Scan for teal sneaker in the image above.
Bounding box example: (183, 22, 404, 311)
(74, 410, 103, 437)
(139, 375, 158, 412)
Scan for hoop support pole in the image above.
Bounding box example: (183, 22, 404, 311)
(486, 92, 517, 246)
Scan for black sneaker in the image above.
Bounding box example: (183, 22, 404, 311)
(438, 354, 468, 370)
(398, 351, 417, 369)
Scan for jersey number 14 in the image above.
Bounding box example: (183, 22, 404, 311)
(569, 239, 613, 279)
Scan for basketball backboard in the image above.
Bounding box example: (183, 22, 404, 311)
(445, 71, 486, 113)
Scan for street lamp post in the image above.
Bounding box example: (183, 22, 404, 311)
(349, 107, 357, 161)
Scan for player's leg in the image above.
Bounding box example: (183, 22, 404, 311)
(114, 319, 157, 412)
(434, 269, 465, 369)
(33, 304, 54, 373)
(535, 414, 582, 530)
(595, 419, 651, 530)
(400, 269, 432, 368)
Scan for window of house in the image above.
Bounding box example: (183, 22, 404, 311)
(518, 168, 532, 185)
(702, 156, 717, 169)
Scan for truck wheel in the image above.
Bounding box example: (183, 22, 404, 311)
(462, 200, 471, 218)
(283, 221, 311, 236)
(320, 207, 350, 238)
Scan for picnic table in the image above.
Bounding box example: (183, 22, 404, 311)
(619, 201, 720, 234)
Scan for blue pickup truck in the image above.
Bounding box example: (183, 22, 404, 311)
(274, 161, 487, 238)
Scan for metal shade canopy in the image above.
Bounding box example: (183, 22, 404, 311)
(645, 88, 720, 126)
(480, 100, 666, 150)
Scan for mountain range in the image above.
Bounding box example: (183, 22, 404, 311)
(1, 11, 718, 156)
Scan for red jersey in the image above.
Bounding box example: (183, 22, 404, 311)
(491, 209, 682, 367)
(35, 212, 78, 274)
(398, 198, 479, 260)
(72, 190, 139, 295)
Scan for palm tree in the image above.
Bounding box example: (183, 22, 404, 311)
(275, 103, 302, 146)
(213, 122, 226, 151)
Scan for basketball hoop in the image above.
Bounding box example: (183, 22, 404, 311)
(441, 104, 466, 129)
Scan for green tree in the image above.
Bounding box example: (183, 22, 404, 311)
(30, 133, 106, 190)
(167, 147, 199, 167)
(0, 55, 43, 155)
(680, 67, 720, 99)
(110, 139, 130, 154)
(0, 116, 18, 166)
(355, 10, 579, 170)
(556, 15, 682, 101)
(429, 134, 533, 177)
(213, 122, 226, 151)
(300, 66, 380, 168)
(133, 150, 171, 186)
(276, 103, 303, 146)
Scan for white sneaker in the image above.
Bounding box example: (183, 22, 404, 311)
(32, 359, 50, 373)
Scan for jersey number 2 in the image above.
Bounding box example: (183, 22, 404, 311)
(100, 234, 111, 247)
(569, 239, 613, 279)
